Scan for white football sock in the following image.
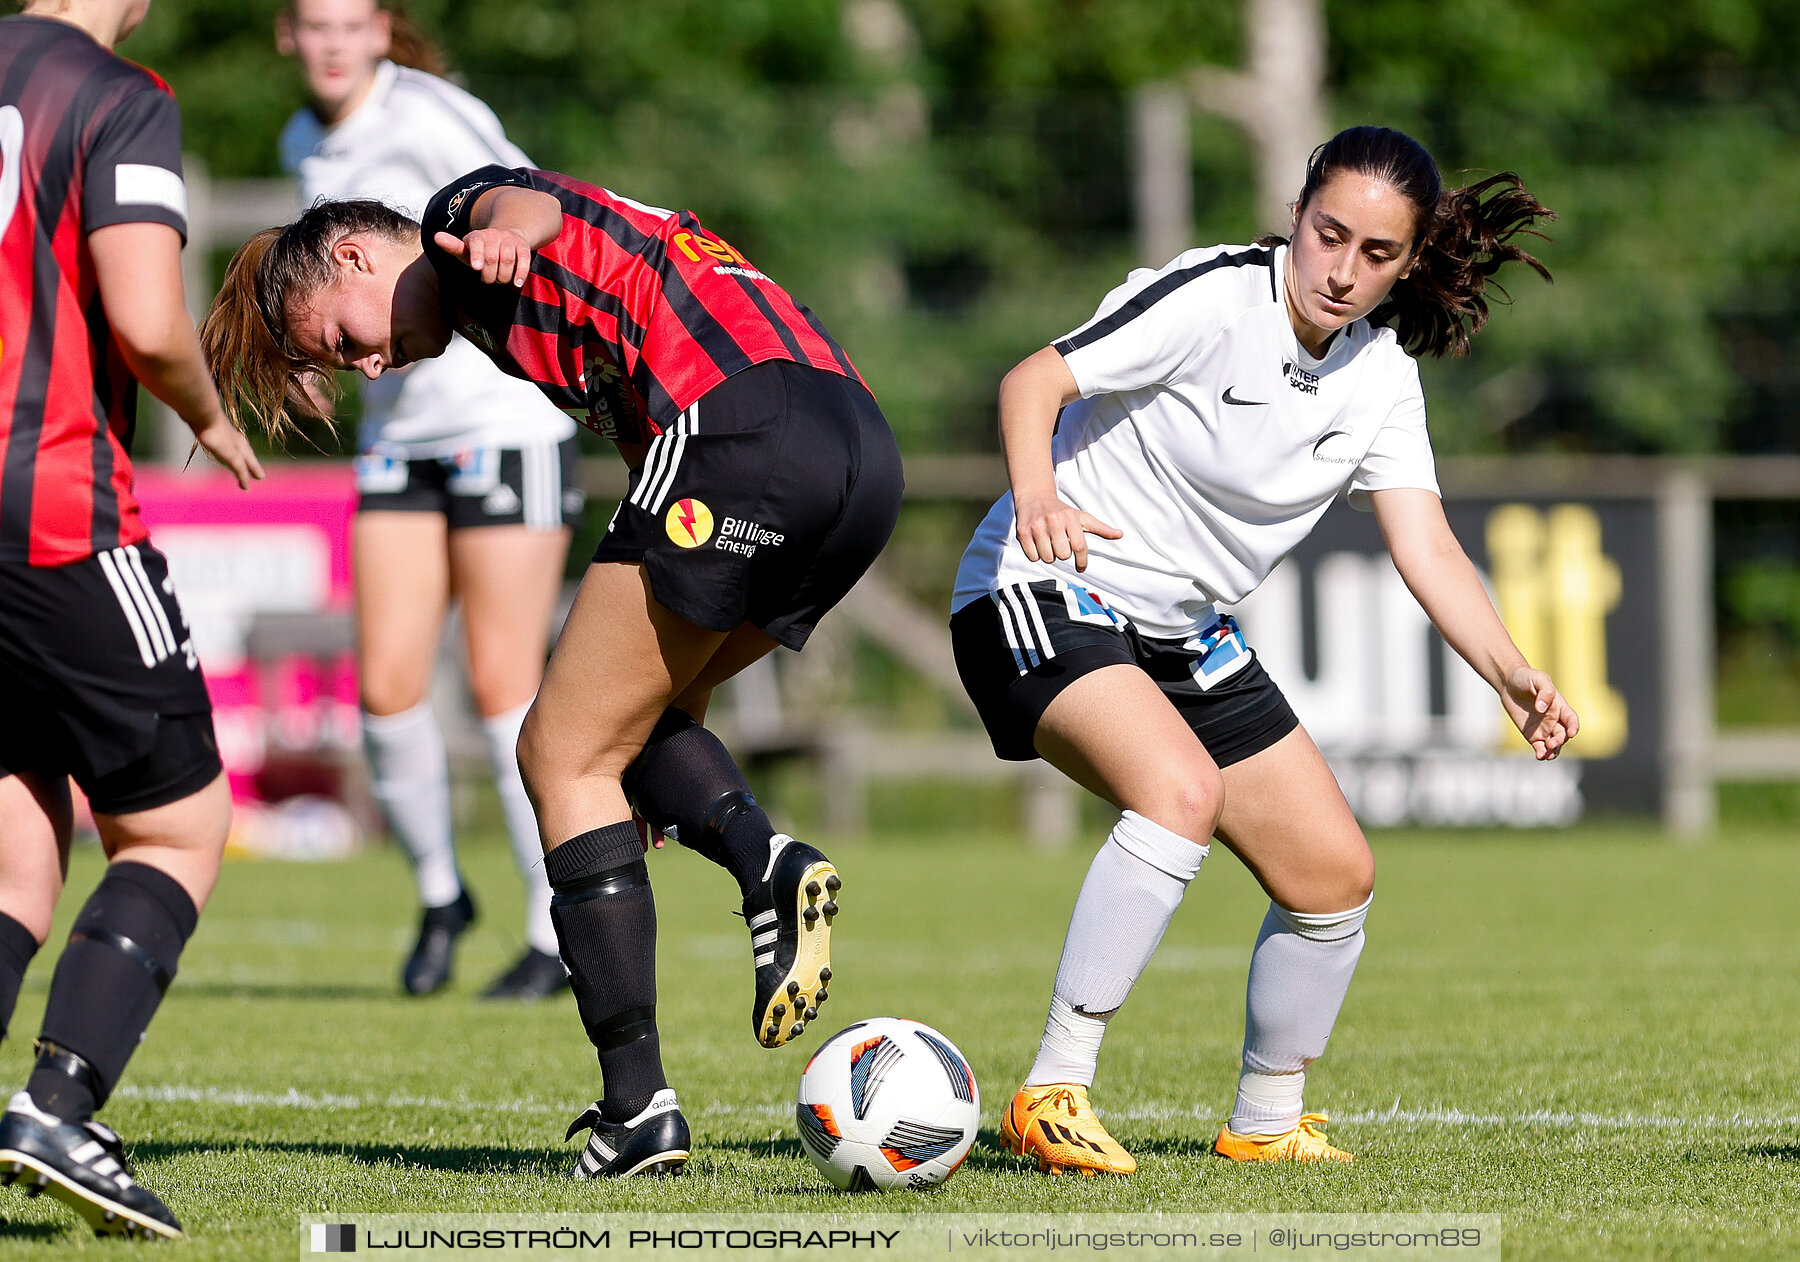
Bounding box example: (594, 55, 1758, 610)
(1025, 811, 1208, 1087)
(482, 702, 558, 956)
(1230, 895, 1371, 1135)
(362, 704, 461, 908)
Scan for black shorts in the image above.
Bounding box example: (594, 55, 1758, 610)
(595, 360, 903, 649)
(354, 436, 585, 530)
(950, 579, 1299, 767)
(0, 544, 222, 814)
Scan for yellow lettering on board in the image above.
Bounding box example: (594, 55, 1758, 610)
(1486, 503, 1628, 758)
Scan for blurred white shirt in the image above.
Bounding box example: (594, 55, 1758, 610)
(281, 60, 573, 456)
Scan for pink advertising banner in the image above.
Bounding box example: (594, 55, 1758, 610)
(134, 466, 362, 856)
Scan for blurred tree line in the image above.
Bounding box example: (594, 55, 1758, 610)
(124, 0, 1800, 457)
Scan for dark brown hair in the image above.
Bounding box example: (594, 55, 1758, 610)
(1267, 125, 1555, 358)
(200, 199, 417, 445)
(384, 3, 448, 77)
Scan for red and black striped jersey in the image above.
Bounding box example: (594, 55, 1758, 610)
(0, 16, 188, 567)
(421, 165, 865, 446)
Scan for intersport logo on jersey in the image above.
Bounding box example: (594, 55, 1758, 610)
(1283, 361, 1320, 395)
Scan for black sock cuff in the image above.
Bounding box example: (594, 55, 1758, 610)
(646, 707, 699, 748)
(0, 912, 39, 973)
(546, 822, 643, 887)
(94, 862, 199, 943)
(623, 708, 701, 800)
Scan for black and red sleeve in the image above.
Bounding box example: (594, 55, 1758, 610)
(419, 164, 542, 324)
(419, 164, 537, 259)
(81, 84, 187, 240)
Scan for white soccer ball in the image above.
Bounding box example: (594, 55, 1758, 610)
(795, 1018, 981, 1191)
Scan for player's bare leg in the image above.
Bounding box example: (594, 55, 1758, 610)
(0, 771, 70, 1089)
(520, 561, 728, 842)
(92, 770, 231, 909)
(994, 665, 1221, 1176)
(0, 771, 230, 1239)
(0, 772, 71, 956)
(1209, 726, 1369, 1162)
(451, 524, 573, 998)
(355, 512, 451, 719)
(516, 561, 728, 1178)
(354, 512, 472, 994)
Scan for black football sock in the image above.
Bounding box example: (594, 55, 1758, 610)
(29, 861, 197, 1123)
(0, 911, 40, 1043)
(547, 821, 667, 1123)
(624, 707, 777, 897)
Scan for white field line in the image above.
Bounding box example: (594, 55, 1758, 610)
(1109, 1104, 1800, 1129)
(111, 1085, 1800, 1132)
(115, 1084, 566, 1116)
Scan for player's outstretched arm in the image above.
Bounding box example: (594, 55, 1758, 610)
(432, 186, 563, 288)
(1371, 486, 1579, 760)
(90, 222, 264, 489)
(1000, 346, 1122, 572)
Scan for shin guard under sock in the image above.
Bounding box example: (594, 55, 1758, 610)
(1231, 896, 1371, 1135)
(1026, 812, 1208, 1088)
(547, 822, 666, 1122)
(0, 912, 39, 1042)
(30, 862, 197, 1123)
(624, 708, 775, 897)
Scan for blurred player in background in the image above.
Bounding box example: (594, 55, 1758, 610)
(278, 0, 582, 1000)
(0, 0, 263, 1237)
(952, 126, 1577, 1176)
(202, 163, 900, 1178)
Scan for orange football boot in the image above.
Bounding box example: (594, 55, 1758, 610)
(1000, 1083, 1136, 1176)
(1214, 1112, 1353, 1163)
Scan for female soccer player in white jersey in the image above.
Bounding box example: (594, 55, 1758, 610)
(278, 0, 581, 999)
(951, 126, 1579, 1174)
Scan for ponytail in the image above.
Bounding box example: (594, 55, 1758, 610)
(1383, 173, 1554, 359)
(201, 200, 418, 447)
(1279, 126, 1556, 359)
(385, 6, 449, 77)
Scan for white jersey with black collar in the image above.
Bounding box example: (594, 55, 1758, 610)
(281, 60, 572, 456)
(952, 243, 1440, 639)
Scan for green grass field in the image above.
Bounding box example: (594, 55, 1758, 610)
(0, 824, 1792, 1259)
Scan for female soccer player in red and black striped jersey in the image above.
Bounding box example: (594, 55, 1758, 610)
(0, 0, 263, 1239)
(279, 2, 589, 1003)
(204, 166, 901, 1178)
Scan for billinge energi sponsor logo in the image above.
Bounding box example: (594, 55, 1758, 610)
(666, 498, 715, 547)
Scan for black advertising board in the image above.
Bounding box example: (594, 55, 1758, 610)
(1226, 498, 1662, 825)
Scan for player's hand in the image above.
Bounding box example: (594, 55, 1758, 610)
(1500, 665, 1580, 760)
(633, 809, 666, 852)
(434, 228, 534, 288)
(1015, 494, 1122, 573)
(190, 416, 265, 490)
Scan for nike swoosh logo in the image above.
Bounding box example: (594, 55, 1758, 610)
(1071, 1003, 1121, 1020)
(1221, 388, 1267, 406)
